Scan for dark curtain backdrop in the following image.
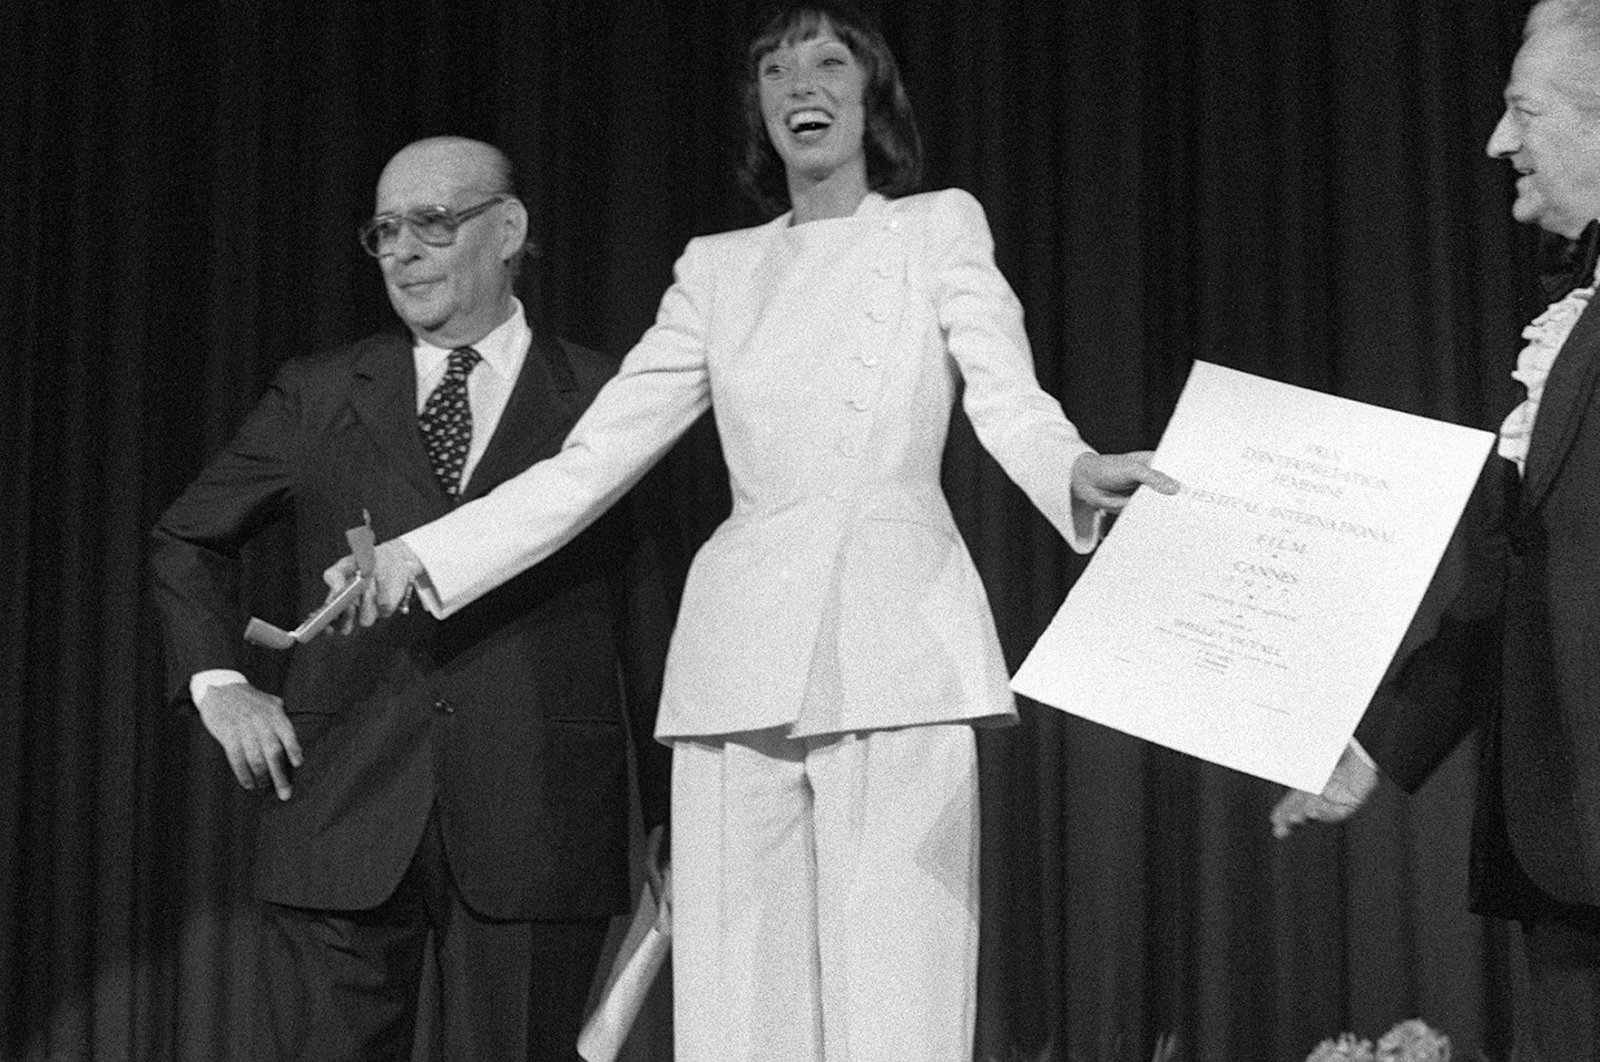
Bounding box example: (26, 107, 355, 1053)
(3, 0, 1546, 1059)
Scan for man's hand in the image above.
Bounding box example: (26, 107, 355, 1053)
(323, 538, 425, 630)
(1071, 451, 1180, 513)
(1270, 741, 1380, 839)
(196, 682, 302, 801)
(644, 823, 671, 930)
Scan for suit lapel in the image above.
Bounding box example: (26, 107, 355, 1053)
(459, 328, 579, 502)
(348, 333, 444, 503)
(1522, 298, 1600, 511)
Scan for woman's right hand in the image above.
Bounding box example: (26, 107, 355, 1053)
(1070, 451, 1180, 513)
(322, 538, 426, 629)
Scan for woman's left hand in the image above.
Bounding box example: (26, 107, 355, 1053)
(644, 823, 671, 928)
(1071, 451, 1180, 513)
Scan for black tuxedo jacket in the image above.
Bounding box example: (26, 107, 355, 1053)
(1357, 296, 1600, 916)
(149, 326, 676, 920)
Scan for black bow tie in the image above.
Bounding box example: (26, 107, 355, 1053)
(1538, 219, 1600, 302)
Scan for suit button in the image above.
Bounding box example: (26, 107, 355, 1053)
(868, 307, 890, 322)
(433, 698, 454, 715)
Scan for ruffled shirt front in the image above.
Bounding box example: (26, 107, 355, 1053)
(1498, 269, 1600, 476)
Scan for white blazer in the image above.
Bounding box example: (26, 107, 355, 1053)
(405, 188, 1101, 739)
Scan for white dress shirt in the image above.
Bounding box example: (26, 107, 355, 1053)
(411, 299, 530, 494)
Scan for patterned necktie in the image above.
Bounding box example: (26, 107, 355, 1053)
(419, 346, 482, 498)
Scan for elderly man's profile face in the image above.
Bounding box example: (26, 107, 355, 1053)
(372, 141, 522, 348)
(1487, 25, 1600, 239)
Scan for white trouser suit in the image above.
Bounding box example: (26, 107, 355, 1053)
(406, 189, 1103, 1060)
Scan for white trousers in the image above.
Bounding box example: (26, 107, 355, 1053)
(670, 724, 979, 1062)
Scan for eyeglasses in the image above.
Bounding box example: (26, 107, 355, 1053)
(358, 195, 508, 256)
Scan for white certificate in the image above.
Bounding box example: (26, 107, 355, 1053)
(1012, 361, 1494, 791)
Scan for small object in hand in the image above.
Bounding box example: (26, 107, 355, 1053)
(243, 518, 378, 649)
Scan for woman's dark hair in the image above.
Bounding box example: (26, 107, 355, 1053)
(737, 2, 923, 215)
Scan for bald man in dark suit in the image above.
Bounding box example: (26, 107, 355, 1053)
(149, 137, 676, 1061)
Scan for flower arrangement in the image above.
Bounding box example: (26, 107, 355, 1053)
(1306, 1019, 1451, 1062)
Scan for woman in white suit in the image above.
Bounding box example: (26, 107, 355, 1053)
(339, 3, 1175, 1058)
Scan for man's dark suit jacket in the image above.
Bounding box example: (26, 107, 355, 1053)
(149, 325, 675, 921)
(1357, 296, 1600, 918)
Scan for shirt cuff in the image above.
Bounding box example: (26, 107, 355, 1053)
(191, 669, 249, 707)
(1347, 737, 1377, 772)
(396, 534, 445, 617)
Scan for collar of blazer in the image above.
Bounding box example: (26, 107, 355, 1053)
(1522, 294, 1600, 511)
(718, 191, 907, 363)
(345, 319, 581, 507)
(768, 189, 889, 228)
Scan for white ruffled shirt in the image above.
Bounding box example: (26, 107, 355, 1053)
(1498, 269, 1600, 476)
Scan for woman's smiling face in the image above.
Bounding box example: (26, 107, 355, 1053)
(757, 22, 868, 188)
